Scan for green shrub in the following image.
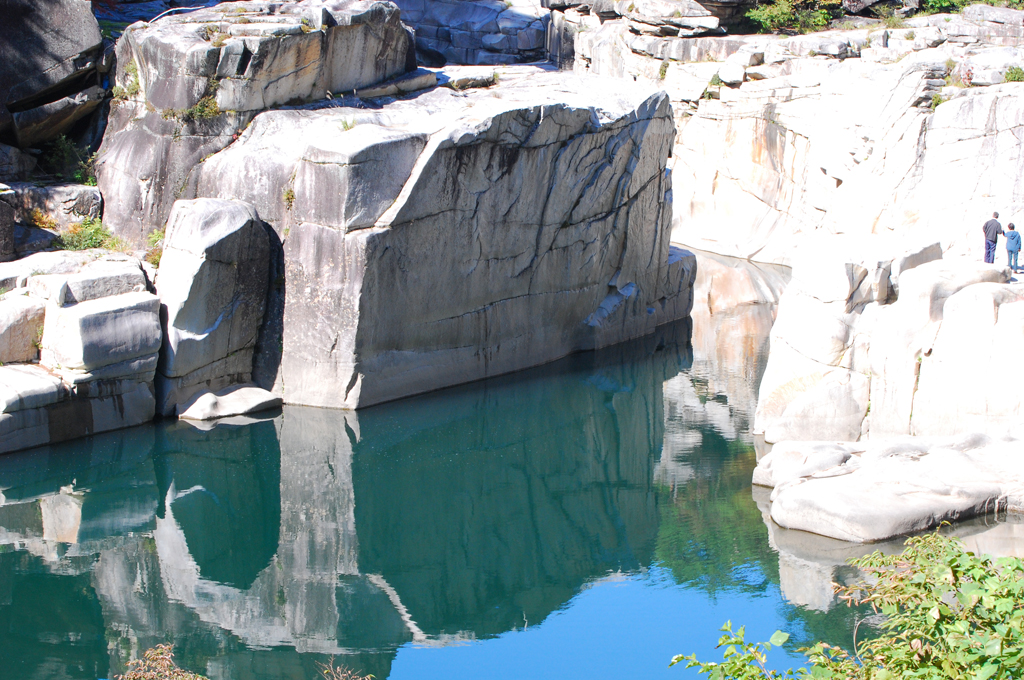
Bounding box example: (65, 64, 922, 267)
(745, 0, 839, 33)
(1005, 66, 1024, 81)
(162, 78, 221, 123)
(674, 532, 1024, 680)
(54, 218, 128, 252)
(145, 228, 164, 267)
(659, 60, 670, 80)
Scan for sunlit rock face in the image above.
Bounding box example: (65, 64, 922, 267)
(194, 66, 693, 409)
(95, 0, 415, 244)
(567, 6, 1024, 265)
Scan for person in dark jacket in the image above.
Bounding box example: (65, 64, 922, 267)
(983, 212, 1003, 264)
(1007, 223, 1021, 272)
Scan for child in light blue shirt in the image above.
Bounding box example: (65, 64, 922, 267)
(1007, 223, 1021, 272)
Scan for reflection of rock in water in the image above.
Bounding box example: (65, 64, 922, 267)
(659, 251, 789, 487)
(350, 320, 692, 639)
(753, 485, 1024, 613)
(0, 320, 694, 679)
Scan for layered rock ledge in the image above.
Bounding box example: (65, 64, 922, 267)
(754, 436, 1024, 542)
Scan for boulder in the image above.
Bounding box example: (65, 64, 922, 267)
(27, 258, 148, 307)
(7, 182, 103, 230)
(757, 434, 1024, 542)
(96, 0, 416, 244)
(911, 283, 1024, 437)
(0, 143, 37, 181)
(0, 0, 103, 144)
(178, 384, 282, 420)
(11, 86, 106, 148)
(0, 249, 106, 291)
(155, 198, 270, 416)
(0, 293, 45, 364)
(39, 291, 162, 379)
(392, 0, 549, 65)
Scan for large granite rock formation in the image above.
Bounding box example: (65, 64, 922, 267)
(196, 66, 694, 408)
(754, 435, 1024, 542)
(0, 251, 160, 454)
(753, 250, 1016, 443)
(95, 0, 416, 245)
(0, 0, 105, 148)
(567, 5, 1024, 265)
(155, 198, 272, 416)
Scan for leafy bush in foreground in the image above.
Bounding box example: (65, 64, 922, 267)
(674, 532, 1024, 679)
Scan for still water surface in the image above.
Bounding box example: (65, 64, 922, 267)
(0, 310, 914, 680)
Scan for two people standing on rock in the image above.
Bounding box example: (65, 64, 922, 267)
(983, 212, 1022, 271)
(983, 212, 1003, 264)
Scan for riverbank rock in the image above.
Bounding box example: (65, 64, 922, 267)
(0, 249, 160, 454)
(753, 239, 950, 442)
(0, 184, 14, 262)
(178, 384, 282, 421)
(95, 0, 416, 245)
(754, 434, 1024, 542)
(155, 198, 270, 416)
(197, 65, 692, 408)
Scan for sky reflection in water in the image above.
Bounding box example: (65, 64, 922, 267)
(0, 308, 891, 680)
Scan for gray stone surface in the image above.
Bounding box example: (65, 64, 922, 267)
(8, 182, 103, 230)
(155, 198, 270, 416)
(96, 0, 415, 244)
(40, 291, 162, 375)
(0, 294, 45, 364)
(0, 0, 103, 143)
(393, 0, 549, 65)
(178, 384, 282, 420)
(0, 364, 66, 414)
(27, 258, 147, 307)
(198, 67, 692, 409)
(755, 434, 1024, 542)
(12, 86, 106, 148)
(0, 143, 37, 181)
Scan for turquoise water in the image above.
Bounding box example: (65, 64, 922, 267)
(0, 318, 867, 680)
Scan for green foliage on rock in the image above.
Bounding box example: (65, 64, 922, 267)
(1005, 66, 1024, 82)
(55, 217, 129, 252)
(745, 0, 841, 34)
(673, 533, 1024, 680)
(39, 135, 97, 184)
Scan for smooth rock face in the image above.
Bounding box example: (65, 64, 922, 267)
(0, 186, 13, 263)
(194, 67, 692, 408)
(393, 0, 548, 65)
(755, 434, 1024, 542)
(754, 238, 946, 442)
(0, 0, 103, 144)
(96, 0, 415, 244)
(40, 291, 163, 376)
(0, 144, 37, 182)
(0, 294, 45, 364)
(177, 384, 282, 420)
(155, 199, 270, 416)
(28, 258, 147, 307)
(7, 182, 103, 230)
(217, 69, 693, 409)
